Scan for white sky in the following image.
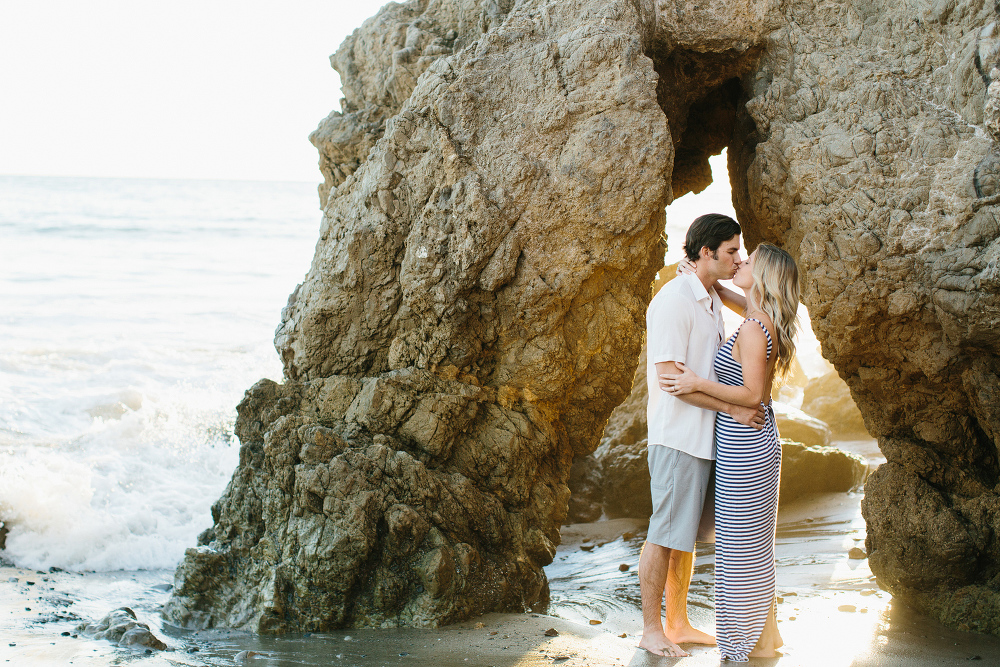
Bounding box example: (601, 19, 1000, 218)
(0, 0, 741, 225)
(0, 0, 388, 182)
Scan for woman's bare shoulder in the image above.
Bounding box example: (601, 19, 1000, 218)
(737, 315, 773, 344)
(749, 312, 775, 334)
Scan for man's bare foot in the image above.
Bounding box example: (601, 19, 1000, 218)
(667, 624, 716, 646)
(639, 630, 691, 657)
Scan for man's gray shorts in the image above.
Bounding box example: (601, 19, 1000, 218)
(646, 445, 715, 552)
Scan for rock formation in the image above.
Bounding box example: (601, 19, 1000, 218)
(725, 0, 1000, 635)
(167, 0, 671, 632)
(166, 0, 1000, 635)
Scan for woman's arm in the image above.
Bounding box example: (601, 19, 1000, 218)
(659, 325, 769, 407)
(655, 361, 766, 429)
(714, 283, 746, 315)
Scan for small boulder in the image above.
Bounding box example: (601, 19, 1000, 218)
(773, 402, 831, 448)
(780, 439, 868, 503)
(76, 607, 167, 651)
(119, 627, 167, 650)
(802, 372, 869, 437)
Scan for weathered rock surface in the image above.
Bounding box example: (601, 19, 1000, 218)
(599, 437, 654, 520)
(566, 454, 604, 523)
(167, 0, 1000, 635)
(725, 0, 1000, 634)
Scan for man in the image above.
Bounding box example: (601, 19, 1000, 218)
(638, 214, 765, 658)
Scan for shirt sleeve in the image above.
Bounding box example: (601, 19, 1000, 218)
(647, 288, 693, 365)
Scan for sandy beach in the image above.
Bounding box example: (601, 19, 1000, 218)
(4, 486, 1000, 667)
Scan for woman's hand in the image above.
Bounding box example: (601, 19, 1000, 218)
(659, 361, 702, 395)
(675, 257, 696, 275)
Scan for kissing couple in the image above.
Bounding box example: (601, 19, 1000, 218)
(638, 213, 799, 662)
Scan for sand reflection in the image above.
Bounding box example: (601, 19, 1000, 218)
(547, 490, 996, 665)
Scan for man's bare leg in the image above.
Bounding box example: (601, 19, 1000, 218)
(637, 542, 689, 657)
(664, 548, 716, 645)
(749, 597, 784, 658)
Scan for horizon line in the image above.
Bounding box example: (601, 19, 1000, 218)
(0, 172, 323, 186)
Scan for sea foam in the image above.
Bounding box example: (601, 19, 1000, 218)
(0, 175, 318, 572)
(0, 393, 241, 571)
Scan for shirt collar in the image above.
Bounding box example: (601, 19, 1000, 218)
(683, 271, 712, 304)
(682, 273, 723, 338)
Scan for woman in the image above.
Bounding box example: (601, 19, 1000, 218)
(662, 242, 799, 661)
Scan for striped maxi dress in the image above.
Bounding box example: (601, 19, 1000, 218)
(713, 318, 780, 662)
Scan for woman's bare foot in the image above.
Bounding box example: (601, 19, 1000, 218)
(667, 623, 717, 646)
(639, 629, 691, 657)
(748, 598, 783, 656)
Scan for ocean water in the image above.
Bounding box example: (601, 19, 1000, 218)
(0, 175, 320, 572)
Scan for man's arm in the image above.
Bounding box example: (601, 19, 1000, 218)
(655, 361, 765, 429)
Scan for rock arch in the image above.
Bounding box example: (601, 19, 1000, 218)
(165, 0, 1000, 635)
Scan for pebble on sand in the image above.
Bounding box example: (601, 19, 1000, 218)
(544, 628, 560, 637)
(838, 604, 857, 613)
(848, 547, 868, 559)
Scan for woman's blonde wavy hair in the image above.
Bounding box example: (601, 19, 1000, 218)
(748, 243, 800, 383)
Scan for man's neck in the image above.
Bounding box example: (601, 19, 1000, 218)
(692, 261, 716, 293)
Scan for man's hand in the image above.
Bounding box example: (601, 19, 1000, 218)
(729, 403, 766, 430)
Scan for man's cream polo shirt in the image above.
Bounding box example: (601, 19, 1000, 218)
(645, 271, 725, 460)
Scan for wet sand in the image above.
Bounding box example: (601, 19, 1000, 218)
(3, 490, 1000, 666)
